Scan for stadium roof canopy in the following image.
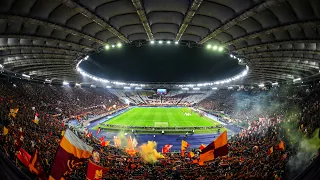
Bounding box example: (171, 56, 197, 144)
(0, 0, 320, 85)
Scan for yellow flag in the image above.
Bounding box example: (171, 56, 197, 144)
(61, 130, 65, 136)
(3, 126, 9, 135)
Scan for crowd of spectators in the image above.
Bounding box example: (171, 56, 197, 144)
(0, 78, 319, 179)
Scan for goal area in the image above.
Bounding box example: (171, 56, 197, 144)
(154, 122, 169, 127)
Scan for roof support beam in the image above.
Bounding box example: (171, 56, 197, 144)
(61, 0, 130, 43)
(0, 35, 93, 51)
(250, 63, 317, 73)
(16, 64, 73, 73)
(235, 39, 320, 53)
(247, 56, 320, 63)
(175, 0, 203, 41)
(0, 14, 105, 45)
(245, 49, 320, 56)
(222, 21, 320, 46)
(20, 66, 74, 74)
(5, 58, 72, 66)
(0, 53, 75, 61)
(0, 45, 84, 54)
(250, 67, 312, 76)
(131, 0, 153, 40)
(199, 0, 286, 44)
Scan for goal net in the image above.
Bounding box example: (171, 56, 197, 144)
(154, 122, 168, 127)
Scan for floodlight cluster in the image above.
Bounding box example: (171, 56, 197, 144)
(206, 44, 224, 52)
(230, 54, 246, 64)
(104, 43, 122, 50)
(150, 40, 179, 45)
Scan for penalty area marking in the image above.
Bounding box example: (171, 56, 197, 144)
(154, 122, 168, 127)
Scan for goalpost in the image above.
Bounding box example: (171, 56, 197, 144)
(154, 122, 169, 127)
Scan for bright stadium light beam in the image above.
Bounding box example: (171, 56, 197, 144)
(167, 41, 171, 44)
(206, 44, 212, 49)
(150, 40, 155, 44)
(212, 45, 218, 50)
(62, 81, 69, 86)
(111, 44, 115, 48)
(105, 44, 110, 50)
(218, 46, 224, 52)
(175, 41, 179, 45)
(117, 43, 122, 48)
(158, 40, 163, 44)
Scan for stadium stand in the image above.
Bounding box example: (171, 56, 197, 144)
(1, 77, 319, 179)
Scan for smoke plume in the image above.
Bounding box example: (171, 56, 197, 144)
(139, 141, 164, 163)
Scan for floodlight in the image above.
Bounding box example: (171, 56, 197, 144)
(111, 45, 115, 48)
(117, 43, 122, 48)
(258, 84, 264, 87)
(105, 45, 110, 50)
(218, 46, 223, 51)
(212, 87, 218, 90)
(62, 81, 69, 86)
(230, 54, 233, 58)
(166, 41, 171, 44)
(150, 40, 155, 44)
(75, 83, 81, 86)
(106, 86, 111, 88)
(158, 40, 163, 44)
(206, 44, 212, 49)
(175, 41, 179, 45)
(212, 45, 218, 50)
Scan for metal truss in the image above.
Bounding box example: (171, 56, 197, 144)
(199, 0, 286, 44)
(131, 0, 154, 40)
(176, 0, 203, 41)
(61, 0, 130, 43)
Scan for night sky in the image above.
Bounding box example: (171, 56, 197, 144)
(80, 45, 245, 83)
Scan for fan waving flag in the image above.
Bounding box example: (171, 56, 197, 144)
(33, 112, 40, 124)
(162, 144, 173, 154)
(29, 149, 47, 180)
(86, 160, 108, 180)
(49, 129, 93, 180)
(16, 147, 31, 167)
(199, 144, 206, 151)
(199, 131, 228, 164)
(181, 140, 190, 157)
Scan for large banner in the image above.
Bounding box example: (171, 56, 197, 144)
(49, 129, 93, 180)
(86, 160, 108, 180)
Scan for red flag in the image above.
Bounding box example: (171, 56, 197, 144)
(101, 141, 109, 147)
(199, 144, 206, 151)
(99, 136, 104, 142)
(86, 160, 108, 180)
(16, 147, 31, 167)
(96, 128, 101, 135)
(162, 144, 173, 154)
(29, 149, 47, 180)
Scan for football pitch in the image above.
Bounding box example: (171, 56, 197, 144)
(93, 107, 226, 134)
(105, 107, 219, 127)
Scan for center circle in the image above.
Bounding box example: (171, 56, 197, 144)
(79, 45, 245, 83)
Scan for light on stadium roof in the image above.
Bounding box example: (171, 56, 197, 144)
(218, 46, 224, 52)
(111, 45, 115, 48)
(230, 54, 233, 58)
(258, 84, 264, 87)
(0, 64, 3, 68)
(135, 87, 142, 90)
(117, 43, 122, 48)
(84, 55, 89, 60)
(22, 74, 30, 78)
(106, 86, 111, 89)
(75, 83, 81, 87)
(212, 45, 218, 50)
(272, 82, 278, 86)
(166, 41, 171, 44)
(193, 87, 200, 90)
(175, 41, 179, 45)
(206, 44, 212, 49)
(91, 85, 96, 88)
(158, 40, 163, 44)
(124, 86, 131, 90)
(150, 40, 155, 44)
(212, 87, 218, 90)
(62, 81, 69, 86)
(182, 87, 189, 91)
(293, 77, 301, 82)
(105, 45, 110, 50)
(228, 87, 233, 90)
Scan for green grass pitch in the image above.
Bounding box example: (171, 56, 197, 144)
(104, 107, 220, 127)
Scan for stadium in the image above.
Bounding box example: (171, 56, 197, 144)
(0, 0, 320, 179)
